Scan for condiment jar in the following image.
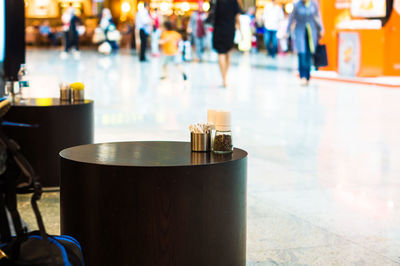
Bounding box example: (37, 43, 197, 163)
(213, 111, 233, 154)
(59, 82, 71, 102)
(70, 82, 85, 102)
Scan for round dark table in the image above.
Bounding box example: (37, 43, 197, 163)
(4, 98, 94, 187)
(60, 141, 247, 266)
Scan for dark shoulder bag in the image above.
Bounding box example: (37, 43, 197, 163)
(314, 44, 328, 68)
(205, 0, 217, 25)
(313, 13, 328, 68)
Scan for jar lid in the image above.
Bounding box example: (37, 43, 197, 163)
(70, 82, 85, 90)
(207, 109, 217, 124)
(215, 111, 231, 131)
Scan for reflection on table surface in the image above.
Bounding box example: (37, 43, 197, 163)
(10, 97, 93, 107)
(60, 141, 246, 167)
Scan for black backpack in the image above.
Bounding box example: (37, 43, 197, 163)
(0, 109, 84, 266)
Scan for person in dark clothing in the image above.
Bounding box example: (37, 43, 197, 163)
(61, 5, 82, 59)
(66, 14, 82, 52)
(212, 0, 241, 87)
(39, 20, 57, 46)
(135, 3, 152, 62)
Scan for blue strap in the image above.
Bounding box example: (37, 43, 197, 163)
(54, 236, 82, 251)
(29, 235, 71, 266)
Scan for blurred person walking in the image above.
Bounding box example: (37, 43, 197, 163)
(263, 0, 284, 58)
(252, 10, 265, 53)
(135, 3, 152, 62)
(151, 8, 162, 57)
(238, 8, 254, 53)
(159, 21, 187, 81)
(276, 14, 289, 53)
(39, 20, 57, 46)
(286, 0, 323, 85)
(98, 8, 120, 54)
(247, 7, 258, 53)
(213, 0, 241, 87)
(61, 5, 82, 59)
(188, 4, 207, 62)
(61, 5, 73, 57)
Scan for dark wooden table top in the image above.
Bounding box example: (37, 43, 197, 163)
(60, 141, 247, 167)
(11, 97, 93, 107)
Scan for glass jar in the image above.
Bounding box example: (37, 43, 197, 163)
(213, 130, 233, 154)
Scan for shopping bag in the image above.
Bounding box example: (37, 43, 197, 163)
(77, 25, 86, 36)
(314, 44, 328, 68)
(92, 27, 106, 44)
(106, 29, 121, 42)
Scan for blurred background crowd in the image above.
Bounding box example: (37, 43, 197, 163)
(24, 0, 296, 59)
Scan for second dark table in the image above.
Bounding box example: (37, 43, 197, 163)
(4, 98, 94, 187)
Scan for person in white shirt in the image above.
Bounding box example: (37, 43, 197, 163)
(263, 0, 284, 58)
(135, 3, 152, 62)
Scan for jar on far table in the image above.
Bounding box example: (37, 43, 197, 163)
(70, 82, 85, 102)
(60, 82, 71, 102)
(213, 111, 233, 154)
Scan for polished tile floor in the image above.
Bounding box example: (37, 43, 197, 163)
(17, 48, 400, 265)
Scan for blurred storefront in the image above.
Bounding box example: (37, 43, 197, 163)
(24, 0, 210, 46)
(25, 0, 210, 22)
(254, 0, 292, 8)
(26, 0, 96, 18)
(246, 0, 400, 78)
(320, 0, 400, 77)
(25, 0, 102, 45)
(25, 0, 102, 23)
